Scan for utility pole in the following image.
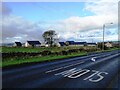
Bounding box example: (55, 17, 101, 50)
(102, 23, 113, 50)
(103, 24, 105, 51)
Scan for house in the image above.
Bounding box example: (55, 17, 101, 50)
(74, 42, 87, 46)
(87, 43, 97, 47)
(25, 41, 41, 47)
(57, 42, 66, 47)
(65, 41, 86, 46)
(66, 41, 75, 46)
(13, 42, 22, 47)
(105, 42, 113, 48)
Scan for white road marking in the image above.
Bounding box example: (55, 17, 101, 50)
(55, 68, 77, 76)
(91, 57, 97, 62)
(45, 67, 63, 73)
(87, 72, 108, 82)
(83, 70, 99, 80)
(45, 61, 85, 74)
(55, 68, 108, 83)
(68, 69, 90, 79)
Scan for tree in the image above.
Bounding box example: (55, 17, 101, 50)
(42, 30, 58, 47)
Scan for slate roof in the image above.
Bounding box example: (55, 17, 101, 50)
(59, 42, 65, 46)
(74, 42, 86, 45)
(15, 42, 22, 46)
(27, 41, 41, 45)
(87, 43, 97, 45)
(66, 41, 75, 45)
(66, 41, 86, 45)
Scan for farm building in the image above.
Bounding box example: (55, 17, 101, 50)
(25, 41, 41, 47)
(13, 42, 22, 47)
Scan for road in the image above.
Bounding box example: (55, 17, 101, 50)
(2, 50, 120, 89)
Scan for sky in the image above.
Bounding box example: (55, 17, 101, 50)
(1, 0, 119, 43)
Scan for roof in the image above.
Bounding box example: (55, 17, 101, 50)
(27, 41, 41, 45)
(15, 42, 22, 46)
(74, 42, 86, 45)
(59, 42, 65, 46)
(66, 41, 86, 45)
(87, 43, 97, 45)
(66, 41, 75, 45)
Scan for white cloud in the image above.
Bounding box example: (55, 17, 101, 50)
(53, 1, 118, 42)
(1, 1, 118, 43)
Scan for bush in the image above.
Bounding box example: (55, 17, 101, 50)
(61, 51, 68, 55)
(41, 50, 52, 56)
(2, 52, 41, 60)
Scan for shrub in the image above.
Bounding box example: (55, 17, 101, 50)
(61, 51, 68, 55)
(41, 50, 52, 56)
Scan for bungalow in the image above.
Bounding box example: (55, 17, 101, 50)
(74, 42, 87, 46)
(66, 41, 86, 46)
(25, 41, 41, 47)
(66, 41, 75, 46)
(87, 43, 97, 47)
(13, 42, 22, 47)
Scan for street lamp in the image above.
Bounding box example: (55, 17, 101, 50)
(102, 22, 113, 50)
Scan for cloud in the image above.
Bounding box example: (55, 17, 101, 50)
(52, 1, 118, 42)
(2, 15, 45, 43)
(84, 1, 118, 15)
(52, 13, 117, 42)
(1, 1, 118, 43)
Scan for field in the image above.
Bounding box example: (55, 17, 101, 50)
(1, 46, 120, 68)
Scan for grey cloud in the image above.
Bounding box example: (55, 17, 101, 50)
(2, 16, 45, 43)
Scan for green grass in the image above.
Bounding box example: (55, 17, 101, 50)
(2, 52, 87, 67)
(104, 47, 120, 52)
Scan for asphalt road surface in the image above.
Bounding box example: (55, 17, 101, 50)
(2, 50, 120, 89)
